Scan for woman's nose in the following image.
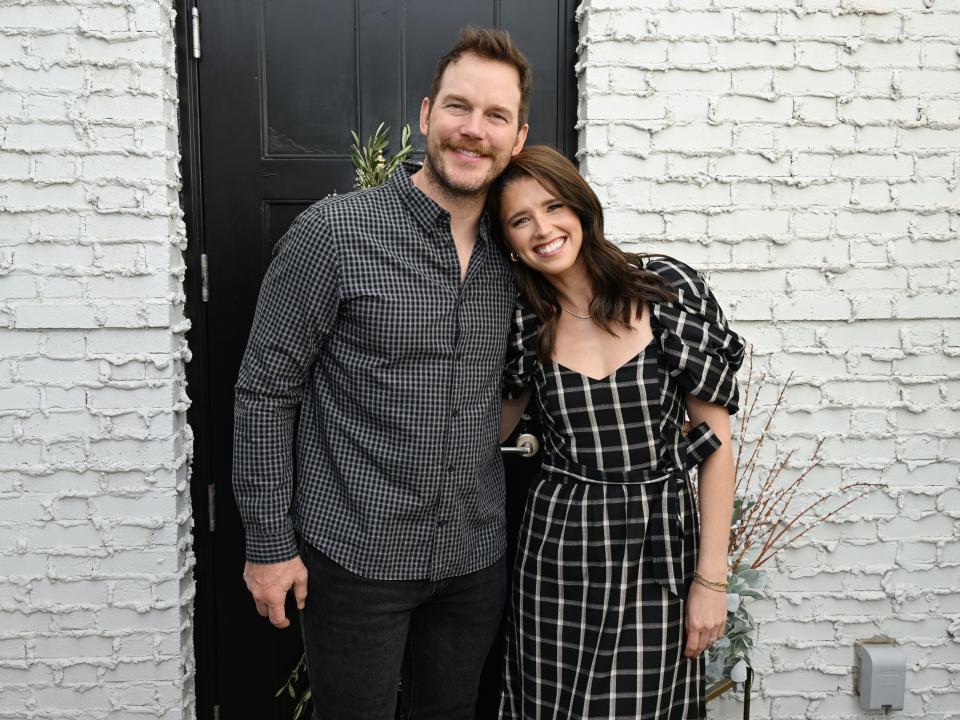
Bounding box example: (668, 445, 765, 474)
(531, 215, 549, 238)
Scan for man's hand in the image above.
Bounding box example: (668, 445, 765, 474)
(243, 556, 309, 629)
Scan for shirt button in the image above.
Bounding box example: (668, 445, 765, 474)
(438, 519, 449, 527)
(447, 464, 455, 474)
(452, 409, 460, 417)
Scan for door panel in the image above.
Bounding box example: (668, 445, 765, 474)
(190, 1, 575, 717)
(262, 1, 358, 156)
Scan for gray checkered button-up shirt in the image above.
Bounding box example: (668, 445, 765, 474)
(233, 164, 514, 580)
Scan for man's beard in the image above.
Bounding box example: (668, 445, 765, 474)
(423, 138, 506, 199)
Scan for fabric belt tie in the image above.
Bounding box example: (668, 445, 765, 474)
(539, 421, 722, 596)
(683, 420, 722, 470)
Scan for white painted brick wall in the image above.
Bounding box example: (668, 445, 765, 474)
(3, 0, 957, 716)
(0, 1, 193, 719)
(579, 1, 959, 717)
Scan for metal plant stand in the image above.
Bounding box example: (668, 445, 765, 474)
(706, 667, 753, 719)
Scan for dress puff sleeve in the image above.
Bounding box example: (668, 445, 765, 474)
(502, 296, 540, 399)
(646, 257, 746, 414)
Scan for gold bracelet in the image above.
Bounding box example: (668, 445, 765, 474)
(693, 571, 728, 591)
(693, 576, 727, 593)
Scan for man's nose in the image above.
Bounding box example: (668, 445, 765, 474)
(461, 111, 484, 138)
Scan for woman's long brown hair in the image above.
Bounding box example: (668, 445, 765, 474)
(488, 145, 676, 361)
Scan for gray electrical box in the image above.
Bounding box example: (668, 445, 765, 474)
(858, 644, 906, 711)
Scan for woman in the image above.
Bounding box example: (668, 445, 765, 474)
(490, 146, 745, 719)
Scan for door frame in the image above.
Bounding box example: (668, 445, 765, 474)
(173, 2, 217, 719)
(174, 3, 580, 718)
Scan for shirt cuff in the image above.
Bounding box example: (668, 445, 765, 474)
(243, 527, 299, 564)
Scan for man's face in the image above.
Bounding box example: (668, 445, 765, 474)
(419, 53, 529, 199)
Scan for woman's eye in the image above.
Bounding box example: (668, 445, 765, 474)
(547, 203, 563, 212)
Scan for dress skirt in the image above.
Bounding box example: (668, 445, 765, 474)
(498, 475, 705, 720)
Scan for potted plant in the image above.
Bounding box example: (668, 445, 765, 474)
(705, 351, 872, 712)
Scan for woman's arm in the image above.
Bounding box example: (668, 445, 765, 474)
(687, 394, 735, 579)
(682, 393, 736, 658)
(499, 386, 533, 442)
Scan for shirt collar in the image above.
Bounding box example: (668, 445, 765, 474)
(392, 162, 493, 245)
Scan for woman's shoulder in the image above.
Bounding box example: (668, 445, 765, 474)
(512, 292, 537, 318)
(509, 293, 541, 337)
(641, 255, 709, 297)
(643, 254, 735, 329)
(644, 257, 746, 410)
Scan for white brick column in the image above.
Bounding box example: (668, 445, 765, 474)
(0, 2, 193, 718)
(577, 1, 959, 717)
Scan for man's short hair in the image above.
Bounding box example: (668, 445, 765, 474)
(429, 26, 533, 128)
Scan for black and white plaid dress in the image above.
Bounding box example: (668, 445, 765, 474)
(498, 257, 746, 720)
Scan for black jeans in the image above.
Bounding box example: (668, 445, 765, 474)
(299, 543, 507, 720)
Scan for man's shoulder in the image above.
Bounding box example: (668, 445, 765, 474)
(305, 182, 402, 227)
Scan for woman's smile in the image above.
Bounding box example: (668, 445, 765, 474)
(533, 236, 567, 256)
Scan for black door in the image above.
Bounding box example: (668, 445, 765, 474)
(180, 2, 576, 718)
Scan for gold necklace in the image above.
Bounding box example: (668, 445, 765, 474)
(559, 304, 591, 320)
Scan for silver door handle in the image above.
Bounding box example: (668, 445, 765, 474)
(500, 433, 539, 459)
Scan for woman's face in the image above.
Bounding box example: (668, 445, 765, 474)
(498, 176, 584, 279)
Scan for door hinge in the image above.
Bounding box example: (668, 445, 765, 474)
(200, 252, 209, 302)
(207, 483, 216, 532)
(191, 7, 202, 60)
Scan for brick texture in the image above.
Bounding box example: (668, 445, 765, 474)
(0, 1, 193, 718)
(2, 0, 958, 717)
(580, 1, 960, 717)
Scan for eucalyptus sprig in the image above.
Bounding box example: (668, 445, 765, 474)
(705, 565, 767, 685)
(275, 652, 312, 720)
(350, 122, 413, 190)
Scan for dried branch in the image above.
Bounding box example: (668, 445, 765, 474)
(734, 371, 791, 505)
(728, 350, 871, 573)
(752, 485, 873, 568)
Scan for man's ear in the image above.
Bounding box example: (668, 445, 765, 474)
(512, 123, 529, 155)
(419, 97, 432, 136)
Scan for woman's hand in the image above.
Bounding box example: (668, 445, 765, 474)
(499, 386, 533, 442)
(683, 581, 728, 658)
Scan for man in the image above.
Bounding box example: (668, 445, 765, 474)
(232, 27, 530, 719)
